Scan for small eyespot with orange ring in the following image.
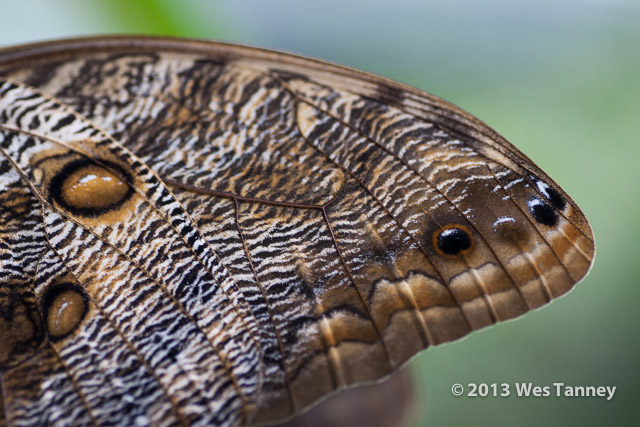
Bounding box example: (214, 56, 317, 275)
(432, 224, 474, 257)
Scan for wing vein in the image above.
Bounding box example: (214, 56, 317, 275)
(44, 340, 100, 427)
(232, 197, 296, 412)
(321, 206, 397, 359)
(288, 96, 474, 332)
(0, 122, 263, 358)
(39, 224, 190, 426)
(0, 144, 238, 423)
(277, 77, 544, 320)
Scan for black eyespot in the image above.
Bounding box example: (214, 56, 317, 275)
(434, 226, 473, 256)
(543, 186, 565, 210)
(528, 198, 558, 226)
(532, 177, 566, 210)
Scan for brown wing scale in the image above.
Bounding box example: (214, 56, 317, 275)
(0, 37, 594, 426)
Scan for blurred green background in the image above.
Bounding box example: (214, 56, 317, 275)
(2, 1, 638, 426)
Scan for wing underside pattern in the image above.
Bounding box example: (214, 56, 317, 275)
(0, 39, 594, 426)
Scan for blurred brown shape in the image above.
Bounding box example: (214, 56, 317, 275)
(273, 368, 414, 427)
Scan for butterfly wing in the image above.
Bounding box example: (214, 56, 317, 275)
(0, 37, 594, 425)
(0, 79, 263, 426)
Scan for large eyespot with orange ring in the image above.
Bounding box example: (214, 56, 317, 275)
(433, 225, 474, 257)
(49, 159, 133, 218)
